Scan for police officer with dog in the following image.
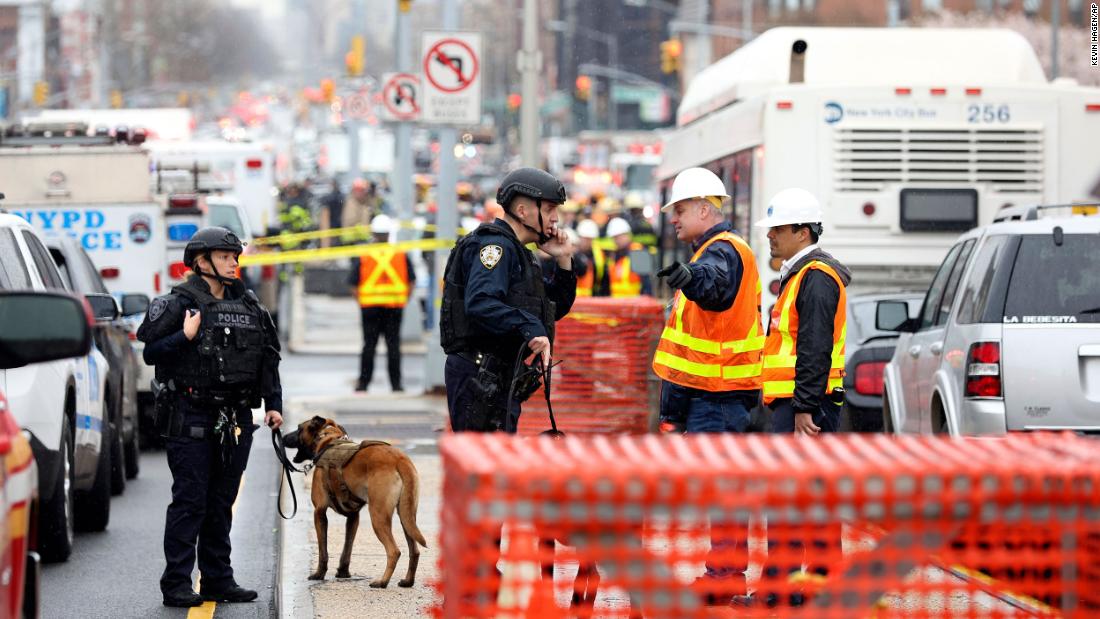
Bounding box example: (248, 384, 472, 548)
(137, 226, 284, 608)
(440, 167, 577, 433)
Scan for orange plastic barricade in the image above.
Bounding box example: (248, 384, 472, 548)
(517, 297, 663, 436)
(434, 432, 1100, 619)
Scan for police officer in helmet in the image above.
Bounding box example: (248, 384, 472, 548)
(440, 167, 576, 433)
(137, 226, 283, 608)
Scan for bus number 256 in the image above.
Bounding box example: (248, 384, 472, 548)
(967, 104, 1011, 123)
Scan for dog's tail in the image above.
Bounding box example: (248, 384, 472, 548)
(397, 459, 428, 548)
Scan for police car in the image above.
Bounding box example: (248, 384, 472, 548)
(0, 213, 112, 562)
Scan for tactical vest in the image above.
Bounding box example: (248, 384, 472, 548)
(159, 278, 266, 390)
(440, 222, 556, 356)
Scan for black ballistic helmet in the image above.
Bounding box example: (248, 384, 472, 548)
(496, 167, 567, 210)
(183, 226, 245, 268)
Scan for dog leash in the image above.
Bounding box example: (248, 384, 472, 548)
(271, 427, 301, 520)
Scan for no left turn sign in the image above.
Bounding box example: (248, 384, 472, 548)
(420, 31, 482, 125)
(380, 72, 421, 122)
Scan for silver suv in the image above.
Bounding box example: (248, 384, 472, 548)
(876, 204, 1100, 435)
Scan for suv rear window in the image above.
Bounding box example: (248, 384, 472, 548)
(1003, 234, 1100, 324)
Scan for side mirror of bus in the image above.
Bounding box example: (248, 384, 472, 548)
(876, 300, 917, 333)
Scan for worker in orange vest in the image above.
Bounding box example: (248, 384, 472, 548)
(574, 219, 606, 297)
(606, 217, 650, 297)
(755, 187, 851, 608)
(348, 214, 416, 392)
(651, 167, 764, 605)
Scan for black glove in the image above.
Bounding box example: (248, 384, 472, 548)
(656, 262, 692, 289)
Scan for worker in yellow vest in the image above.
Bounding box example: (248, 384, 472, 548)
(754, 187, 851, 608)
(651, 167, 764, 605)
(348, 214, 416, 392)
(574, 219, 606, 296)
(606, 217, 650, 296)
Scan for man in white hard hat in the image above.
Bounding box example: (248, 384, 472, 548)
(651, 167, 764, 605)
(753, 187, 852, 608)
(347, 214, 416, 392)
(574, 219, 605, 297)
(606, 216, 650, 296)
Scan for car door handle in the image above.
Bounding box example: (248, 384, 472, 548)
(930, 342, 944, 356)
(908, 345, 921, 358)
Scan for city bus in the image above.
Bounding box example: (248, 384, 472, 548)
(656, 27, 1100, 312)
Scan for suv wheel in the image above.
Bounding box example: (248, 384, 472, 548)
(39, 422, 75, 563)
(75, 406, 112, 532)
(109, 417, 126, 496)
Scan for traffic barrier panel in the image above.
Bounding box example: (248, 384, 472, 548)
(517, 296, 664, 436)
(434, 432, 1100, 618)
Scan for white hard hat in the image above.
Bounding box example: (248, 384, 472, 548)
(606, 217, 632, 238)
(753, 188, 823, 228)
(370, 214, 394, 235)
(576, 219, 600, 239)
(661, 167, 729, 212)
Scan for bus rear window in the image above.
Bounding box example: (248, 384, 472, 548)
(1003, 235, 1100, 323)
(899, 188, 978, 232)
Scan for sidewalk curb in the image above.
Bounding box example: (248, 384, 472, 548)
(277, 407, 317, 619)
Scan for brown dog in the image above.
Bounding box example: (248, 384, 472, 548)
(283, 416, 427, 588)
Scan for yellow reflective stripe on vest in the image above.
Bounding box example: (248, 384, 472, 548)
(654, 351, 764, 380)
(662, 297, 765, 356)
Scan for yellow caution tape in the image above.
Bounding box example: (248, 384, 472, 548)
(239, 238, 455, 267)
(251, 222, 471, 247)
(565, 312, 622, 328)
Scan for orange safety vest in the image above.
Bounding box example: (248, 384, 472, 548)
(357, 249, 410, 308)
(652, 232, 764, 392)
(576, 245, 605, 297)
(609, 243, 643, 297)
(761, 260, 847, 405)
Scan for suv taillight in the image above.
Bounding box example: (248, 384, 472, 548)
(854, 361, 886, 396)
(965, 342, 1001, 398)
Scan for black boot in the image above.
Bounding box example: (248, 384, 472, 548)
(200, 584, 258, 603)
(162, 588, 202, 607)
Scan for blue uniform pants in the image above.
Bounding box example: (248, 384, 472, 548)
(660, 382, 757, 591)
(445, 354, 521, 433)
(160, 402, 254, 594)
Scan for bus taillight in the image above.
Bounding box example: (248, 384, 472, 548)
(862, 202, 876, 217)
(895, 87, 911, 96)
(965, 88, 982, 96)
(776, 101, 793, 110)
(1086, 104, 1100, 112)
(930, 88, 947, 96)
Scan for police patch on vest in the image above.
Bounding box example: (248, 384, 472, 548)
(148, 297, 168, 322)
(479, 245, 503, 269)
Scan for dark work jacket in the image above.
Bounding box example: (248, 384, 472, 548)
(680, 221, 744, 312)
(779, 248, 853, 412)
(137, 276, 283, 412)
(440, 219, 576, 359)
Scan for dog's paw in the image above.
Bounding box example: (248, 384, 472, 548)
(397, 578, 414, 588)
(335, 569, 352, 579)
(307, 572, 326, 581)
(369, 580, 389, 589)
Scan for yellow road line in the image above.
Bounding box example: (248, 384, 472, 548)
(186, 472, 248, 619)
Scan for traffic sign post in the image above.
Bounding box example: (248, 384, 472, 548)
(380, 73, 421, 122)
(420, 31, 482, 125)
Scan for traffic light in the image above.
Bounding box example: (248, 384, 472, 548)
(32, 81, 49, 107)
(575, 75, 591, 101)
(320, 78, 335, 103)
(110, 89, 124, 109)
(660, 39, 683, 74)
(507, 93, 522, 111)
(345, 35, 365, 77)
(398, 0, 412, 12)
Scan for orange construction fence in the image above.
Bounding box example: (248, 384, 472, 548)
(517, 297, 664, 436)
(434, 432, 1100, 618)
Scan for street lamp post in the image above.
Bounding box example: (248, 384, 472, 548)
(546, 20, 618, 130)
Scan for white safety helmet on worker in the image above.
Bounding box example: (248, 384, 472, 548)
(661, 167, 729, 212)
(370, 214, 394, 235)
(576, 219, 600, 239)
(606, 217, 633, 238)
(754, 188, 823, 228)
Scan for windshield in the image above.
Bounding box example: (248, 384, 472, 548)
(207, 204, 246, 239)
(1004, 235, 1100, 323)
(623, 163, 656, 191)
